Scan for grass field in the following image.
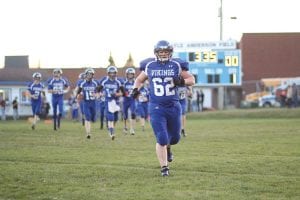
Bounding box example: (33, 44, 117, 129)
(0, 108, 300, 200)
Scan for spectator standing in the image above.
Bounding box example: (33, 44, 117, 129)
(286, 85, 293, 108)
(0, 96, 6, 121)
(12, 97, 19, 120)
(292, 83, 298, 107)
(197, 90, 204, 112)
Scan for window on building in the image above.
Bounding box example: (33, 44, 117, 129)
(19, 88, 31, 104)
(0, 88, 11, 101)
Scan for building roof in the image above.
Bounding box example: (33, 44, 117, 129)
(0, 57, 136, 88)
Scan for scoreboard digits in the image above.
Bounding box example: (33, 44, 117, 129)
(189, 50, 240, 67)
(225, 55, 239, 66)
(194, 51, 217, 63)
(175, 49, 242, 85)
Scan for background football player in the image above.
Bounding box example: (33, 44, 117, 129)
(76, 68, 100, 139)
(122, 67, 137, 135)
(47, 68, 70, 131)
(27, 72, 45, 130)
(98, 66, 124, 140)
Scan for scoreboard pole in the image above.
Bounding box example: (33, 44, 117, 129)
(218, 86, 224, 110)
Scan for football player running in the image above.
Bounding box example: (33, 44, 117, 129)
(178, 86, 192, 137)
(74, 72, 86, 126)
(122, 67, 137, 135)
(132, 40, 195, 176)
(27, 72, 45, 130)
(76, 68, 100, 139)
(136, 82, 150, 132)
(98, 66, 124, 140)
(47, 68, 70, 131)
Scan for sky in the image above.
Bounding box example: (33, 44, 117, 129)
(0, 0, 299, 69)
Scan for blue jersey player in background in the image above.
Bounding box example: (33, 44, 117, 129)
(132, 40, 195, 176)
(98, 66, 124, 140)
(74, 72, 86, 126)
(76, 68, 100, 139)
(47, 68, 70, 131)
(27, 72, 45, 130)
(136, 82, 150, 132)
(178, 86, 192, 137)
(122, 67, 137, 135)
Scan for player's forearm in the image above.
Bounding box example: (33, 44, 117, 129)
(133, 79, 142, 89)
(183, 76, 195, 86)
(64, 86, 70, 93)
(76, 88, 82, 96)
(133, 73, 147, 89)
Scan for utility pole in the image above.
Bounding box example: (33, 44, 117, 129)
(218, 0, 224, 109)
(219, 0, 223, 40)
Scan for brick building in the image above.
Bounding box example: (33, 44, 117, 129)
(240, 32, 300, 96)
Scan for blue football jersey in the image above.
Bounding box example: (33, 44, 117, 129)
(138, 86, 150, 103)
(76, 79, 85, 87)
(123, 79, 135, 101)
(79, 79, 99, 101)
(27, 82, 45, 101)
(47, 77, 70, 97)
(99, 76, 123, 101)
(177, 86, 188, 100)
(139, 58, 189, 105)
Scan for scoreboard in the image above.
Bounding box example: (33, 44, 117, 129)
(173, 41, 242, 86)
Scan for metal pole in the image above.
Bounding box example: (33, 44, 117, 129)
(219, 0, 223, 40)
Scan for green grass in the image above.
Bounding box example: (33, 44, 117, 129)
(0, 108, 300, 200)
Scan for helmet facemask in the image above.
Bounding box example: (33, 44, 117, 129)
(85, 72, 94, 80)
(155, 50, 172, 63)
(53, 68, 62, 78)
(107, 66, 118, 80)
(125, 68, 135, 80)
(108, 72, 117, 80)
(33, 73, 42, 82)
(85, 68, 95, 81)
(154, 40, 173, 63)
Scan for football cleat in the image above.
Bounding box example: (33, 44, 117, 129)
(161, 166, 169, 177)
(181, 129, 186, 137)
(123, 128, 128, 134)
(31, 124, 35, 130)
(86, 135, 91, 139)
(111, 134, 115, 140)
(130, 129, 135, 135)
